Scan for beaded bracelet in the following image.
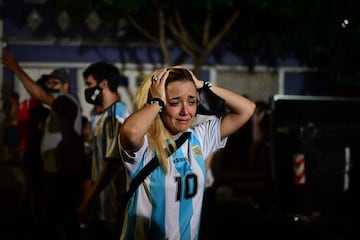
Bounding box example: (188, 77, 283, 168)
(203, 81, 212, 88)
(148, 98, 165, 113)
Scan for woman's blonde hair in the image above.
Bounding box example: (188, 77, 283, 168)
(134, 67, 196, 173)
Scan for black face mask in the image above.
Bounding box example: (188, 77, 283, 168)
(47, 88, 60, 94)
(84, 86, 102, 105)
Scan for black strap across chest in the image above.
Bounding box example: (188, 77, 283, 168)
(123, 132, 190, 204)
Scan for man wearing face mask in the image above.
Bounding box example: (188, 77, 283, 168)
(2, 52, 84, 240)
(78, 61, 130, 240)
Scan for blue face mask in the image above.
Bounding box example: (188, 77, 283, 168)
(84, 86, 102, 105)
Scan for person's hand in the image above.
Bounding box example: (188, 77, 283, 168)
(187, 69, 204, 89)
(150, 68, 168, 104)
(78, 179, 94, 221)
(174, 66, 204, 89)
(1, 52, 21, 73)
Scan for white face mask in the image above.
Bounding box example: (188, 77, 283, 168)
(51, 92, 60, 99)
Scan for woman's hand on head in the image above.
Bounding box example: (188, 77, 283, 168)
(173, 66, 203, 89)
(150, 68, 168, 103)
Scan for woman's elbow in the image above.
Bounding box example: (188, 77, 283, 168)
(247, 101, 257, 118)
(119, 122, 141, 149)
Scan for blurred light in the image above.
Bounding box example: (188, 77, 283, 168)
(341, 19, 349, 28)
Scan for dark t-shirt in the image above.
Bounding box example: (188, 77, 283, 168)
(43, 95, 84, 173)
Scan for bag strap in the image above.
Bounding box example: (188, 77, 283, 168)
(123, 132, 191, 203)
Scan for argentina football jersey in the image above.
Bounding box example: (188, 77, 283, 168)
(121, 118, 227, 240)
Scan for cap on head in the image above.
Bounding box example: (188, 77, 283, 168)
(48, 68, 70, 83)
(37, 74, 49, 86)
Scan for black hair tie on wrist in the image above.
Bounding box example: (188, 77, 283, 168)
(148, 98, 165, 113)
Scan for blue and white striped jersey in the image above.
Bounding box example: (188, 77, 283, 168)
(121, 117, 227, 240)
(91, 101, 129, 223)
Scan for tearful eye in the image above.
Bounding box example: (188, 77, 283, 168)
(169, 102, 180, 106)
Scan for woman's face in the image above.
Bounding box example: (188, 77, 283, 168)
(161, 80, 198, 135)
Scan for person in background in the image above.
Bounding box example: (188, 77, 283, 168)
(1, 91, 20, 162)
(79, 115, 93, 233)
(78, 61, 130, 240)
(17, 75, 50, 234)
(81, 115, 93, 188)
(248, 100, 269, 170)
(119, 66, 255, 240)
(2, 52, 84, 240)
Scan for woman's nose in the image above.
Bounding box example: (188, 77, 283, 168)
(179, 103, 190, 115)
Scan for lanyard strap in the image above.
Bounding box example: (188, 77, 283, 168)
(123, 132, 190, 204)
